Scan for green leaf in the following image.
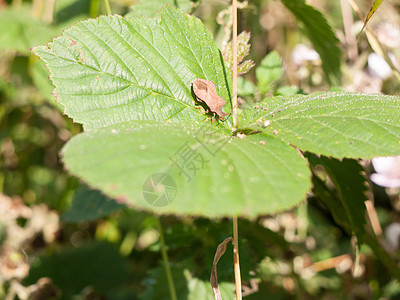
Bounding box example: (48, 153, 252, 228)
(0, 7, 59, 54)
(281, 0, 341, 85)
(126, 0, 198, 18)
(61, 121, 311, 217)
(32, 6, 232, 130)
(62, 184, 125, 222)
(240, 92, 400, 159)
(307, 154, 367, 240)
(256, 51, 282, 94)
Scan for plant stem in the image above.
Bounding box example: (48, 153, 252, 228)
(233, 216, 242, 300)
(231, 0, 238, 131)
(90, 0, 100, 18)
(31, 0, 43, 19)
(232, 0, 241, 298)
(43, 0, 55, 23)
(156, 218, 177, 300)
(340, 0, 357, 61)
(104, 0, 112, 15)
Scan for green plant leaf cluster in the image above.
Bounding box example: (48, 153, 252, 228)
(32, 6, 400, 218)
(32, 6, 314, 217)
(5, 0, 400, 299)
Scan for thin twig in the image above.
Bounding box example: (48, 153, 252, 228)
(31, 0, 43, 19)
(340, 0, 357, 61)
(365, 200, 382, 236)
(43, 0, 55, 23)
(231, 0, 238, 131)
(233, 216, 242, 300)
(307, 254, 351, 272)
(90, 0, 100, 18)
(232, 0, 241, 297)
(156, 218, 177, 300)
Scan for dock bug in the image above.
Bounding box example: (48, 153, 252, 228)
(192, 78, 230, 121)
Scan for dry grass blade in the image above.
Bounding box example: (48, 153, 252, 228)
(210, 237, 233, 300)
(357, 0, 384, 41)
(347, 0, 400, 82)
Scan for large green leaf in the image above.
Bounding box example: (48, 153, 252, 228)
(61, 121, 311, 217)
(32, 6, 232, 130)
(281, 0, 341, 85)
(240, 92, 400, 159)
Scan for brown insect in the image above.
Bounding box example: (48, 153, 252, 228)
(192, 78, 229, 120)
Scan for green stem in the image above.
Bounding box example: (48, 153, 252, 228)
(156, 218, 177, 300)
(297, 201, 308, 240)
(104, 0, 112, 15)
(0, 173, 4, 194)
(90, 0, 100, 18)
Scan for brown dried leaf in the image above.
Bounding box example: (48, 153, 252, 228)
(210, 237, 233, 300)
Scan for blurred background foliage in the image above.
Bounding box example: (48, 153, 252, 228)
(1, 0, 400, 299)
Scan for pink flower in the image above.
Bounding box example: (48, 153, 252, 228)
(370, 156, 400, 188)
